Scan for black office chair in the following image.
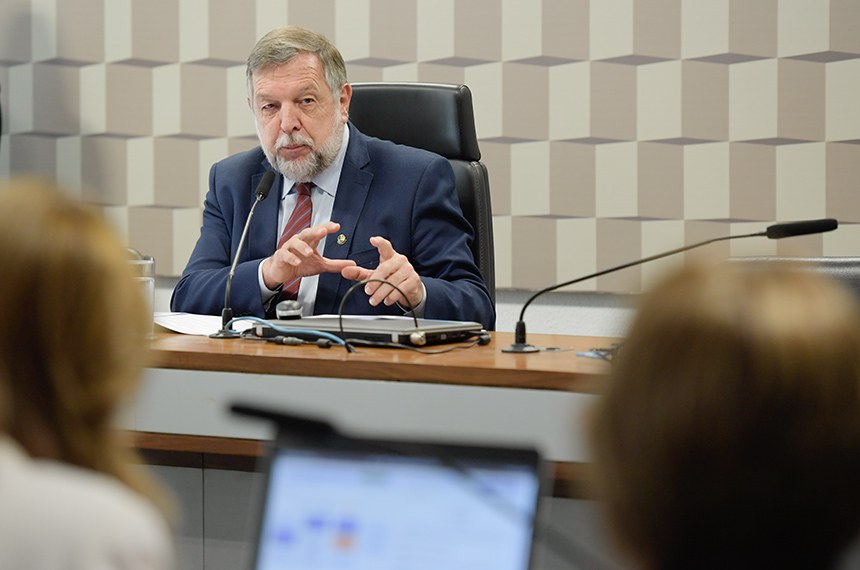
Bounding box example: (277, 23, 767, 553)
(347, 82, 495, 307)
(731, 256, 860, 299)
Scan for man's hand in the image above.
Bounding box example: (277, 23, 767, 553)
(340, 236, 424, 310)
(262, 221, 356, 290)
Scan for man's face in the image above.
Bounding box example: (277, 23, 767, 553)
(250, 52, 351, 182)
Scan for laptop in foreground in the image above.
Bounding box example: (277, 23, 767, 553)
(241, 406, 543, 570)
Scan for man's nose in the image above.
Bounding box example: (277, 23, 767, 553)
(279, 106, 301, 133)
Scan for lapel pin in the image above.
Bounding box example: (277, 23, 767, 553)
(337, 234, 347, 245)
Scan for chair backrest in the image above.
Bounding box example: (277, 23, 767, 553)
(347, 82, 495, 306)
(731, 256, 860, 299)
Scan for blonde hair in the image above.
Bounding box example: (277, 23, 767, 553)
(591, 261, 860, 569)
(0, 177, 168, 513)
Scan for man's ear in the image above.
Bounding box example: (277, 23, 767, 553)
(339, 83, 352, 122)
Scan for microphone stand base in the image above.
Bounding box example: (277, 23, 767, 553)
(209, 328, 241, 339)
(501, 343, 540, 353)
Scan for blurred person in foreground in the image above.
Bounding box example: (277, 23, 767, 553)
(590, 261, 860, 570)
(170, 26, 494, 328)
(0, 178, 174, 569)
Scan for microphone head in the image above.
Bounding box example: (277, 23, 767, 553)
(255, 171, 277, 200)
(230, 403, 338, 439)
(766, 218, 837, 239)
(275, 299, 302, 320)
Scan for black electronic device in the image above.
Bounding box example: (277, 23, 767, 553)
(233, 403, 544, 570)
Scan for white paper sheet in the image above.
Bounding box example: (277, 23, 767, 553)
(154, 312, 254, 336)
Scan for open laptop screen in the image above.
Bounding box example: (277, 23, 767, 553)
(251, 439, 542, 570)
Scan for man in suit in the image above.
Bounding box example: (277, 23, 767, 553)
(171, 26, 495, 329)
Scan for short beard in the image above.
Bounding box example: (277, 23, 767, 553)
(261, 119, 344, 183)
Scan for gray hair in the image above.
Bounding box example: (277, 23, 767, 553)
(246, 26, 348, 100)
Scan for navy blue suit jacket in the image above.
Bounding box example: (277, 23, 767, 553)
(171, 125, 495, 329)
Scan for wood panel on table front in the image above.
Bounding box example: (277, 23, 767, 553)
(132, 431, 595, 499)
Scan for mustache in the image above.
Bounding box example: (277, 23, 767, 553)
(274, 132, 315, 151)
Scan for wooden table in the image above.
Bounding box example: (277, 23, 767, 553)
(150, 330, 612, 390)
(134, 330, 615, 498)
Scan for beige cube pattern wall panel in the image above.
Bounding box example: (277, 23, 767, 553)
(1, 0, 859, 292)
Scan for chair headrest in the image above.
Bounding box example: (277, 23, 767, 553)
(348, 82, 481, 162)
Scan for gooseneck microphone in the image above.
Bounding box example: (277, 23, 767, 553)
(765, 218, 837, 239)
(503, 218, 838, 353)
(210, 171, 277, 339)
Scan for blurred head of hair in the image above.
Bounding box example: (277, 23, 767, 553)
(0, 177, 165, 510)
(590, 260, 860, 570)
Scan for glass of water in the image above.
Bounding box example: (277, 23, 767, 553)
(128, 250, 155, 332)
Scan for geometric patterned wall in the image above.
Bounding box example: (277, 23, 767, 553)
(1, 0, 859, 293)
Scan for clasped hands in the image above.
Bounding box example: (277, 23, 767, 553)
(261, 221, 424, 310)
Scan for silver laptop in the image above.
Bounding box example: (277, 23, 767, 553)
(252, 315, 485, 346)
(242, 406, 544, 570)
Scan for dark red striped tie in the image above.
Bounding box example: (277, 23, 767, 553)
(277, 182, 313, 300)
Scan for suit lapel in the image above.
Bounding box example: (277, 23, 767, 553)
(248, 163, 282, 261)
(316, 126, 374, 314)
